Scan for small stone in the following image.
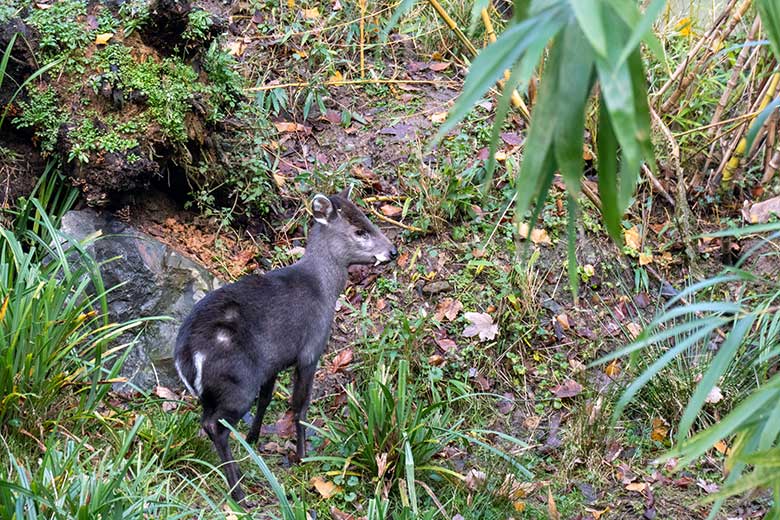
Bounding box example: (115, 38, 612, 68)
(422, 281, 452, 294)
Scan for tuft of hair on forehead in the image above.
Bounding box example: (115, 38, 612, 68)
(330, 193, 371, 228)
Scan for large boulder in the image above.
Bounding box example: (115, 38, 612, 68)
(60, 208, 221, 392)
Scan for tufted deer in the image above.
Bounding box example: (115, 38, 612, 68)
(174, 188, 397, 503)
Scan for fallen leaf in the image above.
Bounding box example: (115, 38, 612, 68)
(605, 360, 621, 377)
(465, 468, 486, 490)
(551, 379, 583, 398)
(310, 476, 341, 498)
(95, 33, 113, 45)
(462, 312, 498, 342)
(434, 298, 463, 322)
(379, 204, 402, 217)
(272, 173, 286, 187)
(226, 39, 246, 57)
(494, 151, 507, 161)
(626, 321, 642, 339)
(274, 121, 307, 133)
(430, 112, 447, 123)
(428, 61, 450, 71)
(497, 393, 513, 414)
(547, 487, 560, 520)
(705, 385, 723, 404)
(302, 7, 319, 18)
(626, 482, 648, 493)
(330, 507, 355, 520)
(513, 501, 526, 512)
(696, 478, 719, 494)
(435, 336, 457, 352)
(500, 132, 523, 146)
(396, 251, 409, 268)
(331, 0, 342, 9)
(530, 228, 552, 245)
(743, 195, 780, 223)
(330, 348, 353, 372)
(586, 507, 610, 520)
(330, 70, 343, 83)
(428, 354, 445, 366)
(555, 313, 570, 330)
(651, 417, 669, 442)
(517, 222, 530, 238)
(154, 386, 178, 412)
(714, 440, 728, 454)
(524, 415, 541, 429)
(624, 226, 641, 250)
(272, 410, 296, 437)
(639, 252, 654, 265)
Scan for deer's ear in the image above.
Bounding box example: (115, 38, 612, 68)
(312, 194, 333, 225)
(338, 185, 353, 200)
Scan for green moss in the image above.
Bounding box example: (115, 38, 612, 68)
(13, 87, 66, 153)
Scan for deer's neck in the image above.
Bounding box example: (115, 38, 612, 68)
(298, 226, 349, 302)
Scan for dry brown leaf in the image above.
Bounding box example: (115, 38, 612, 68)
(429, 61, 450, 71)
(513, 501, 526, 512)
(330, 507, 355, 520)
(547, 487, 560, 520)
(462, 312, 498, 342)
(624, 226, 641, 250)
(330, 348, 353, 372)
(465, 468, 486, 490)
(310, 476, 341, 498)
(530, 228, 552, 245)
(626, 321, 642, 339)
(517, 222, 530, 238)
(434, 298, 463, 322)
(396, 251, 409, 268)
(302, 7, 319, 18)
(272, 173, 286, 187)
(95, 33, 113, 45)
(651, 417, 669, 442)
(551, 379, 583, 398)
(714, 440, 728, 454)
(330, 70, 344, 82)
(227, 39, 247, 57)
(555, 313, 570, 330)
(639, 252, 654, 265)
(586, 507, 610, 519)
(626, 482, 648, 492)
(428, 354, 445, 366)
(154, 385, 178, 412)
(379, 204, 402, 217)
(274, 122, 307, 133)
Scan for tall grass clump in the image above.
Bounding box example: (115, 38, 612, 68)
(0, 193, 148, 430)
(599, 225, 780, 517)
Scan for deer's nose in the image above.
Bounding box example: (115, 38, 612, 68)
(389, 246, 398, 260)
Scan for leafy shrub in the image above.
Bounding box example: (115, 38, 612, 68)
(13, 87, 66, 153)
(26, 0, 91, 62)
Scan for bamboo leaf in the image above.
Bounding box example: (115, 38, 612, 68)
(569, 0, 607, 56)
(435, 3, 567, 142)
(554, 23, 595, 195)
(597, 100, 621, 241)
(744, 96, 780, 156)
(616, 0, 666, 66)
(757, 0, 780, 57)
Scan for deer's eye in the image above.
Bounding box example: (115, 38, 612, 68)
(355, 229, 368, 238)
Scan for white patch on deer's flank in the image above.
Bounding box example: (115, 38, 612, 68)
(193, 352, 206, 396)
(176, 358, 197, 396)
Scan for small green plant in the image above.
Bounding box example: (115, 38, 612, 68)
(26, 0, 91, 63)
(13, 86, 66, 153)
(68, 116, 139, 163)
(183, 9, 213, 42)
(118, 0, 151, 35)
(308, 360, 459, 495)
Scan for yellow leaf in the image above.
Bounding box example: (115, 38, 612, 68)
(272, 173, 286, 188)
(517, 222, 530, 239)
(513, 501, 526, 512)
(651, 417, 669, 442)
(605, 360, 620, 377)
(274, 122, 306, 133)
(714, 440, 728, 454)
(0, 293, 8, 322)
(302, 7, 319, 19)
(624, 226, 641, 250)
(586, 507, 610, 520)
(494, 151, 507, 161)
(675, 17, 693, 37)
(95, 33, 114, 45)
(287, 0, 294, 8)
(638, 252, 653, 265)
(330, 70, 343, 83)
(310, 476, 341, 498)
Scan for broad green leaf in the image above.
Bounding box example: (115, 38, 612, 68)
(569, 0, 607, 56)
(757, 0, 780, 57)
(435, 3, 567, 142)
(566, 195, 578, 298)
(616, 0, 666, 67)
(554, 23, 595, 195)
(677, 314, 756, 443)
(627, 47, 655, 169)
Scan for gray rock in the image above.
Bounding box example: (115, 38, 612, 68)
(60, 209, 221, 392)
